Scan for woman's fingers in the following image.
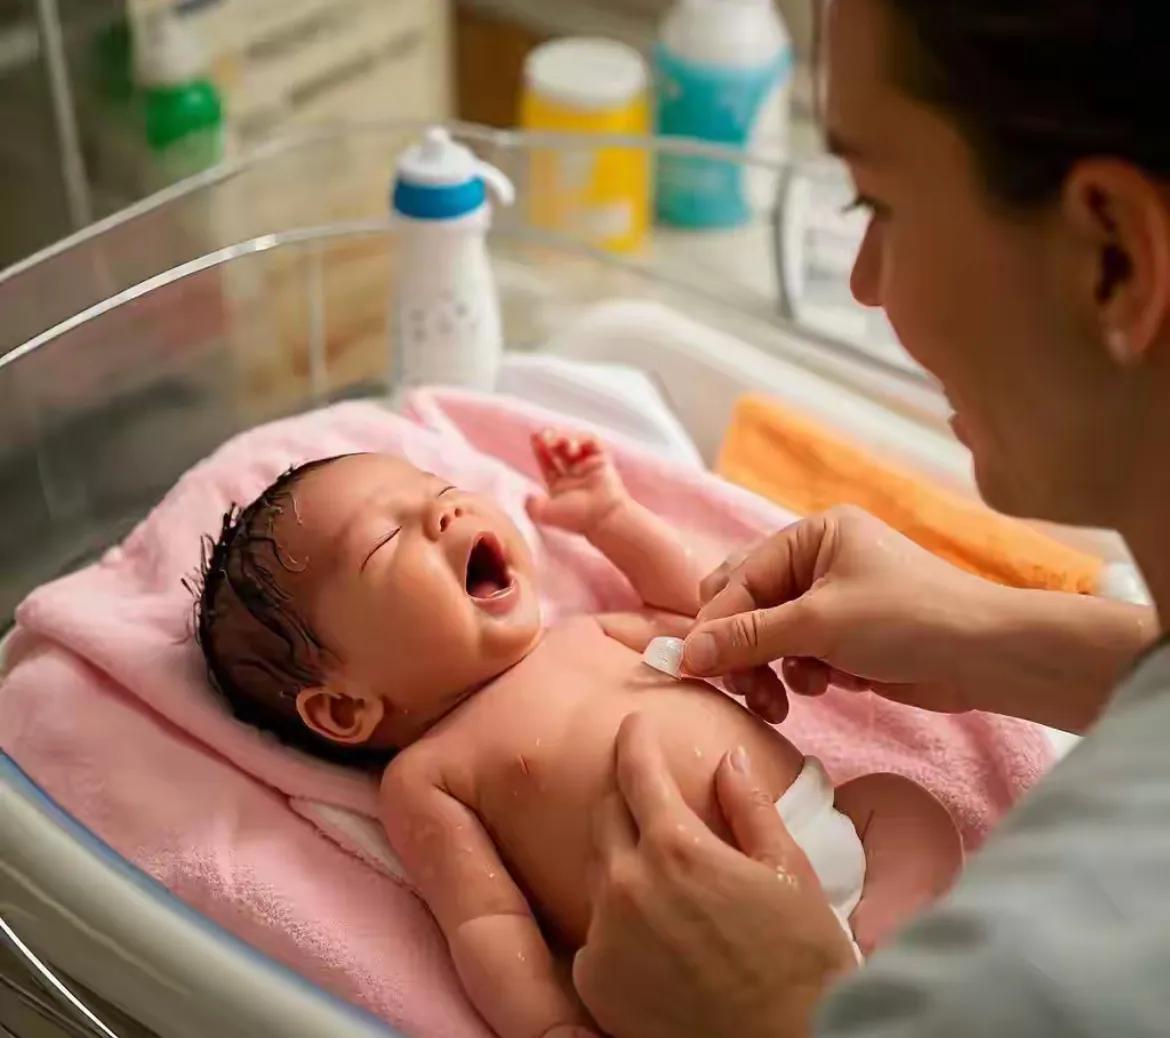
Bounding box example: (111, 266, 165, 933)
(592, 790, 637, 857)
(715, 748, 814, 881)
(588, 792, 637, 900)
(781, 657, 831, 697)
(781, 657, 871, 696)
(725, 668, 789, 723)
(684, 598, 824, 677)
(831, 669, 873, 693)
(698, 544, 754, 605)
(746, 682, 789, 724)
(577, 715, 857, 1037)
(613, 713, 700, 837)
(695, 519, 825, 625)
(698, 566, 731, 607)
(687, 519, 834, 676)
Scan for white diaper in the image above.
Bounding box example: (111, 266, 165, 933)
(776, 757, 866, 959)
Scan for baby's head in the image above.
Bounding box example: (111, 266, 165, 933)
(195, 453, 541, 762)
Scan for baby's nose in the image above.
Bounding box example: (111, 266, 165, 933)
(427, 499, 464, 538)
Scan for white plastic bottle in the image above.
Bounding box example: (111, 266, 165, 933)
(389, 127, 515, 391)
(132, 4, 225, 189)
(655, 0, 793, 228)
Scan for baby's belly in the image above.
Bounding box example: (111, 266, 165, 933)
(469, 625, 802, 948)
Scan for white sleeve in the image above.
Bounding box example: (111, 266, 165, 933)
(818, 644, 1170, 1037)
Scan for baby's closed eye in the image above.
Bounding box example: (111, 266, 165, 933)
(361, 528, 401, 571)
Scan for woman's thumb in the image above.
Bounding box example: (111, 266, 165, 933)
(683, 599, 819, 676)
(715, 747, 807, 872)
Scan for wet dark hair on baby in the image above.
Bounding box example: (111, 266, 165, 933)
(190, 455, 391, 769)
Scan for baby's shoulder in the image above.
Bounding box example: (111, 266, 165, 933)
(380, 742, 436, 796)
(379, 730, 465, 801)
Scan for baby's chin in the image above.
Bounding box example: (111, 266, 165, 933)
(477, 571, 542, 650)
(383, 624, 545, 748)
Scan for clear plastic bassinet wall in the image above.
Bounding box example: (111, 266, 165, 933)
(0, 121, 925, 623)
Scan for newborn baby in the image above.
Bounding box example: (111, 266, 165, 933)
(196, 431, 961, 1037)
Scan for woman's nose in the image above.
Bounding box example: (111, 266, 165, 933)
(425, 498, 464, 539)
(850, 219, 883, 308)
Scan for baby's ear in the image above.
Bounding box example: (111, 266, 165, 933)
(295, 686, 385, 745)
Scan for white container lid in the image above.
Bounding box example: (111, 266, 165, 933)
(524, 37, 647, 111)
(394, 126, 515, 209)
(661, 0, 789, 70)
(134, 9, 207, 88)
(397, 126, 480, 187)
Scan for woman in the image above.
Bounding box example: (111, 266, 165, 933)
(570, 1, 1170, 1034)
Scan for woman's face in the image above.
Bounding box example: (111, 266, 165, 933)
(825, 0, 1133, 526)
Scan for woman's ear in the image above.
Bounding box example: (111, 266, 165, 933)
(295, 686, 385, 745)
(1062, 159, 1170, 366)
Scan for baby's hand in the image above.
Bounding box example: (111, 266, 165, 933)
(527, 429, 628, 535)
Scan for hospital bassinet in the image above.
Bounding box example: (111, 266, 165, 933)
(0, 120, 956, 1037)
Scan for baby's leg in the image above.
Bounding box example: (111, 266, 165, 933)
(833, 774, 964, 956)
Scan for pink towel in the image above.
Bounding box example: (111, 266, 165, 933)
(0, 391, 1052, 1035)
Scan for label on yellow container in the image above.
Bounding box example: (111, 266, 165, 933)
(520, 38, 650, 254)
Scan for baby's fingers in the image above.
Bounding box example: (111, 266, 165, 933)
(571, 436, 601, 463)
(554, 433, 604, 475)
(531, 431, 562, 483)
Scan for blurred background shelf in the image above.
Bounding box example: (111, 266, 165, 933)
(0, 0, 453, 268)
(1, 0, 824, 270)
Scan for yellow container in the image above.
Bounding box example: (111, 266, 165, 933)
(520, 37, 650, 253)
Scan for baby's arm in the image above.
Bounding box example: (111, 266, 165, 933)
(382, 756, 592, 1038)
(587, 498, 702, 616)
(528, 430, 703, 616)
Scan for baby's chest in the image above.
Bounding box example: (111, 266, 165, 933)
(457, 627, 773, 830)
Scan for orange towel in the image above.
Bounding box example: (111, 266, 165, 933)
(717, 395, 1101, 595)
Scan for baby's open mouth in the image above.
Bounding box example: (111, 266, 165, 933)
(465, 534, 513, 601)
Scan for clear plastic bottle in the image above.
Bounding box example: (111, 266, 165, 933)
(655, 0, 793, 228)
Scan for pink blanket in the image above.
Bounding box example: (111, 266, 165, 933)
(0, 391, 1052, 1036)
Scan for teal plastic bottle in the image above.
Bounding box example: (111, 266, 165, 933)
(654, 0, 793, 228)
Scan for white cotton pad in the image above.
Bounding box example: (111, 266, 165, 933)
(642, 637, 684, 679)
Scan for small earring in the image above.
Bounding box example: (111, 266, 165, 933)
(1105, 328, 1134, 365)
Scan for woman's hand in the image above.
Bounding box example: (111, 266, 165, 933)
(573, 715, 854, 1038)
(684, 506, 1157, 734)
(683, 506, 999, 722)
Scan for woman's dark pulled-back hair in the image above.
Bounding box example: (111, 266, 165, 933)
(879, 1, 1168, 205)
